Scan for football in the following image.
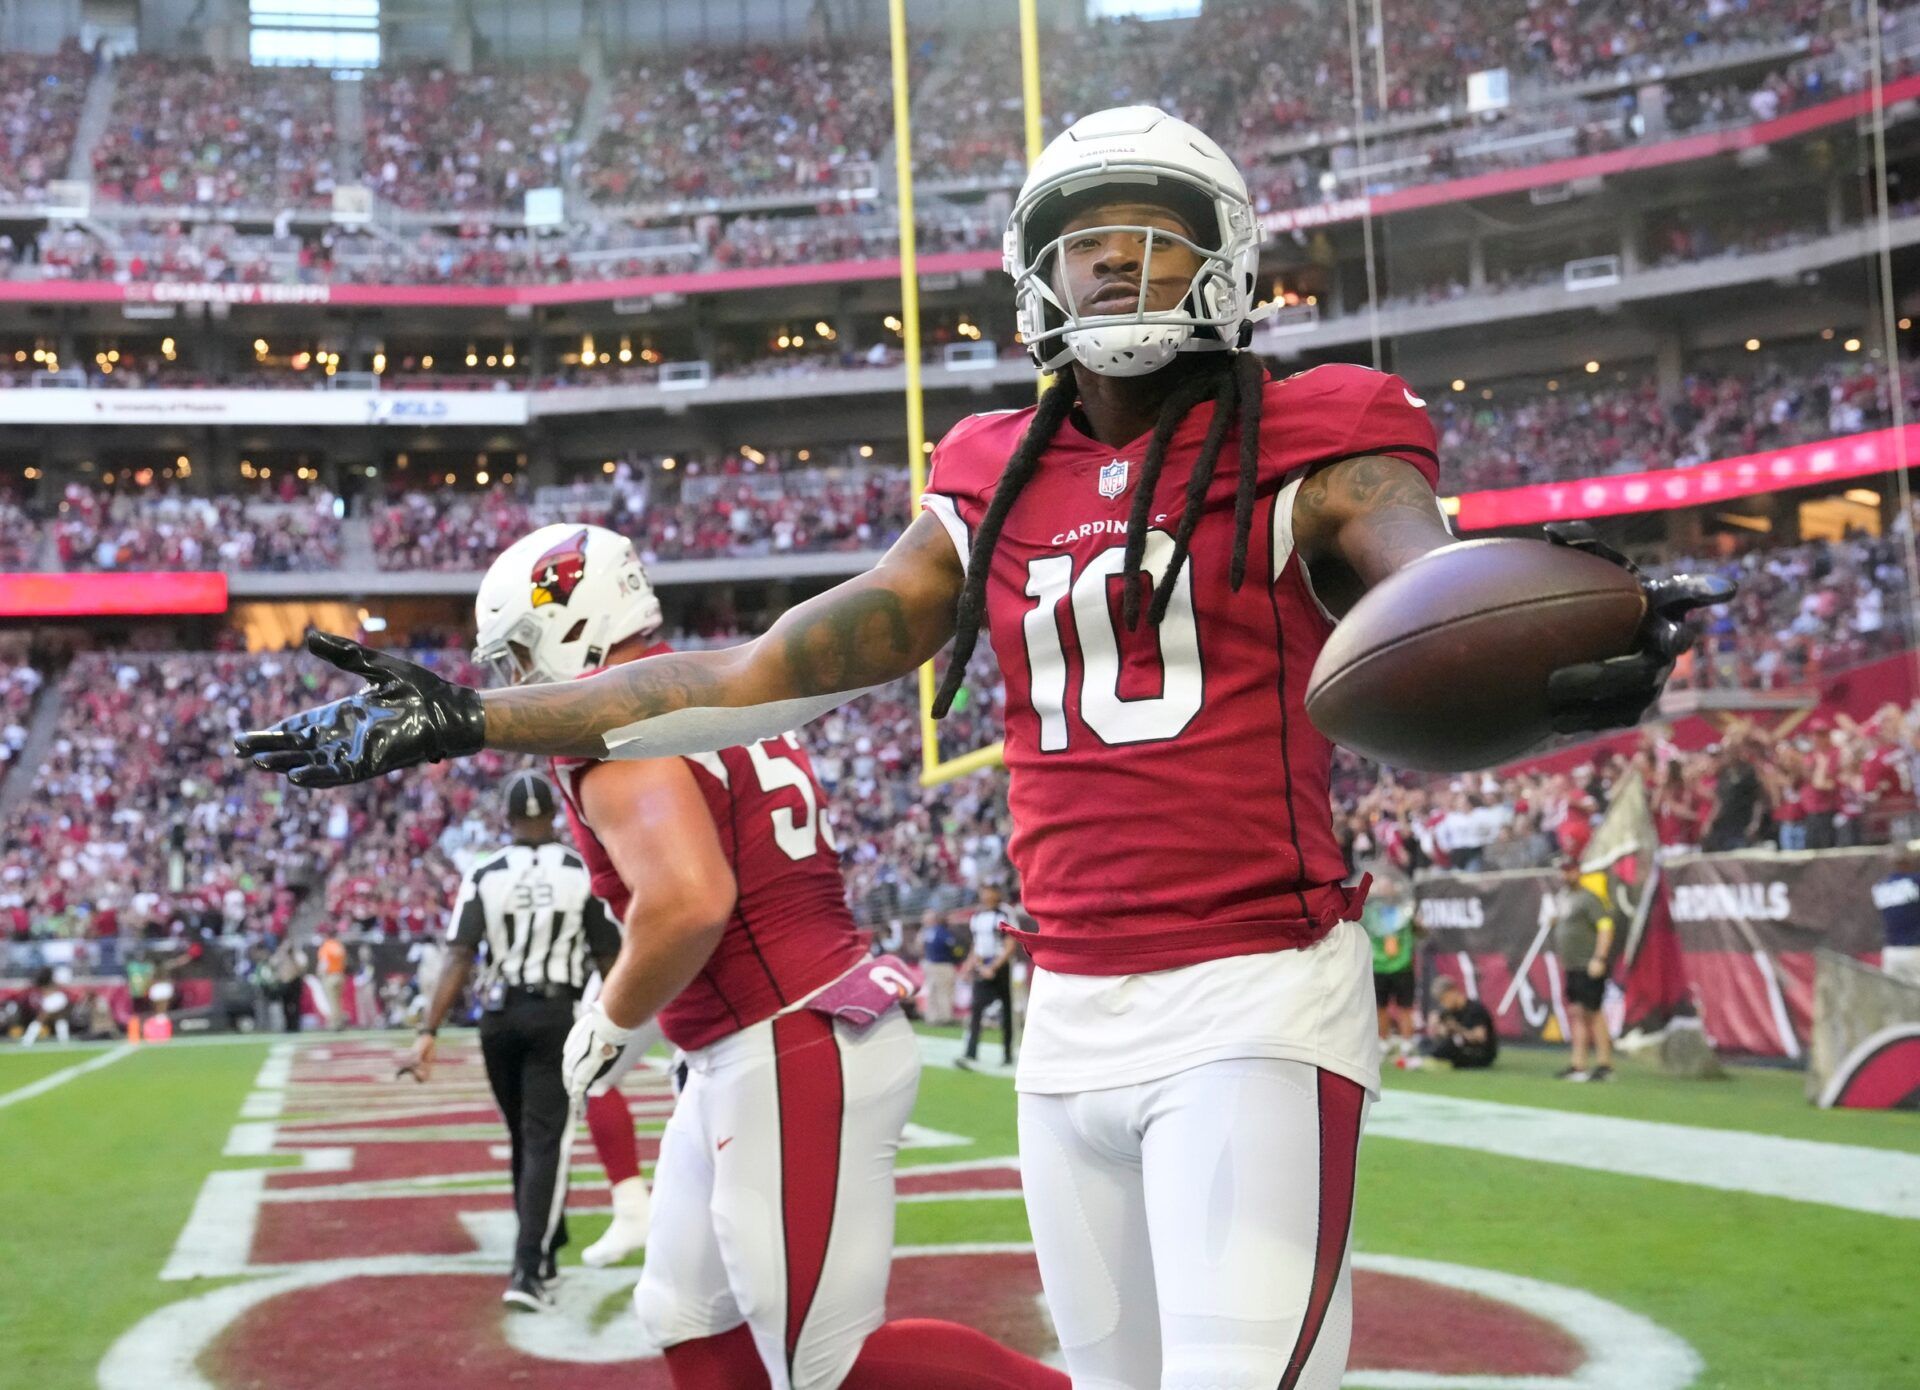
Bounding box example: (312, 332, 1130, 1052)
(1304, 539, 1647, 771)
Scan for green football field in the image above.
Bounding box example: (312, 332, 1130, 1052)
(1, 1030, 1914, 1390)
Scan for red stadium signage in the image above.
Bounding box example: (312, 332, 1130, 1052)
(0, 571, 228, 617)
(1453, 425, 1920, 531)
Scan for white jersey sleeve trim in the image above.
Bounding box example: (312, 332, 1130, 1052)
(1271, 476, 1338, 624)
(1271, 471, 1452, 624)
(919, 491, 970, 576)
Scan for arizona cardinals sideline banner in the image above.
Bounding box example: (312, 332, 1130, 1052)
(1415, 870, 1577, 1045)
(1664, 848, 1892, 1059)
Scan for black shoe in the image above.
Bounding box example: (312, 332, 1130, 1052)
(502, 1268, 552, 1311)
(539, 1253, 560, 1284)
(1588, 1065, 1614, 1082)
(953, 1055, 975, 1071)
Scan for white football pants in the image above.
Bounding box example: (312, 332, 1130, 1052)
(1018, 1056, 1366, 1390)
(634, 1006, 919, 1390)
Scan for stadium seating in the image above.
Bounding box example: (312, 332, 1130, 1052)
(363, 65, 587, 212)
(369, 458, 908, 570)
(580, 46, 895, 205)
(0, 43, 92, 204)
(47, 484, 344, 573)
(92, 57, 338, 209)
(1, 518, 1912, 942)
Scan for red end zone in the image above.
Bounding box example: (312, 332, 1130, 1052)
(108, 1040, 1700, 1390)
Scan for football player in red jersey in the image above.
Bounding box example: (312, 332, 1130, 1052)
(467, 524, 1067, 1390)
(241, 108, 1726, 1389)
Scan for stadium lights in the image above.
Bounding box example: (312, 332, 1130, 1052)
(422, 354, 434, 369)
(178, 459, 191, 478)
(161, 337, 176, 359)
(1846, 488, 1882, 506)
(486, 355, 498, 368)
(1845, 338, 1862, 353)
(1746, 338, 1762, 351)
(1902, 318, 1913, 331)
(23, 467, 39, 480)
(254, 338, 268, 355)
(602, 461, 616, 474)
(661, 458, 677, 471)
(619, 336, 633, 363)
(1585, 360, 1600, 374)
(797, 449, 811, 461)
(502, 348, 516, 367)
(465, 346, 478, 367)
(1821, 328, 1835, 340)
(372, 351, 386, 374)
(859, 444, 875, 458)
(107, 349, 119, 363)
(1547, 379, 1559, 391)
(476, 471, 490, 485)
(922, 440, 934, 453)
(1480, 388, 1493, 400)
(1451, 379, 1466, 391)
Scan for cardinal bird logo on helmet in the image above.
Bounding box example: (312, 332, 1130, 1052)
(530, 528, 590, 608)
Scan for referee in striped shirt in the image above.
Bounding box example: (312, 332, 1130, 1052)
(398, 771, 620, 1310)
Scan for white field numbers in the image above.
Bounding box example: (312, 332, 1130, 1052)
(1022, 529, 1203, 750)
(745, 734, 839, 861)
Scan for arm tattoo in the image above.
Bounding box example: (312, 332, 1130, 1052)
(480, 514, 962, 759)
(1294, 453, 1454, 589)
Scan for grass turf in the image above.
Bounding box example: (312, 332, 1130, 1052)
(3, 1032, 1915, 1388)
(0, 1039, 271, 1386)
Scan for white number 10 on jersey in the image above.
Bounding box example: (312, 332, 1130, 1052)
(1021, 529, 1203, 750)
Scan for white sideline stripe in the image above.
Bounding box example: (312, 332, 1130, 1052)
(0, 1042, 134, 1110)
(1370, 1091, 1920, 1221)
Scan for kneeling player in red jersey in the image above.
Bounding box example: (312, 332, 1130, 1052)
(241, 108, 1725, 1390)
(470, 525, 1066, 1390)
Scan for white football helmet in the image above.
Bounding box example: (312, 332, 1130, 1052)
(1006, 105, 1263, 377)
(473, 523, 663, 686)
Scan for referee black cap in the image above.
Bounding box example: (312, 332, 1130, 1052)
(506, 770, 556, 821)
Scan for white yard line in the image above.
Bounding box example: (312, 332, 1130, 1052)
(0, 1042, 135, 1110)
(1369, 1091, 1920, 1221)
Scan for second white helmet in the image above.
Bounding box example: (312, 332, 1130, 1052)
(473, 523, 663, 686)
(1005, 105, 1263, 378)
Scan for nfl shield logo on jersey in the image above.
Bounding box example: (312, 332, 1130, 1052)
(1098, 458, 1130, 499)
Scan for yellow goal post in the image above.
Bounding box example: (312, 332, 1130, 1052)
(888, 0, 1047, 787)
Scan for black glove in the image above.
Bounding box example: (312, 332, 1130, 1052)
(1542, 522, 1735, 736)
(234, 631, 485, 788)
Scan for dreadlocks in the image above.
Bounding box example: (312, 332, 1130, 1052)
(931, 348, 1267, 718)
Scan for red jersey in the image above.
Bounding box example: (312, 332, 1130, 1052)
(554, 730, 866, 1051)
(922, 364, 1441, 975)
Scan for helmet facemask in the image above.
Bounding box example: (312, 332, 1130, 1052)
(1018, 214, 1242, 378)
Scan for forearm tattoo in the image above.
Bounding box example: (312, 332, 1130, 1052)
(480, 516, 960, 759)
(1294, 453, 1454, 586)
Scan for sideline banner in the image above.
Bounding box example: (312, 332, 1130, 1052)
(1414, 870, 1576, 1044)
(1664, 849, 1891, 1058)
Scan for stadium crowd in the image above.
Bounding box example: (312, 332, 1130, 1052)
(3, 520, 1914, 947)
(91, 57, 339, 209)
(369, 457, 908, 571)
(48, 483, 344, 572)
(581, 45, 896, 205)
(0, 43, 93, 205)
(363, 65, 588, 212)
(1438, 354, 1910, 493)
